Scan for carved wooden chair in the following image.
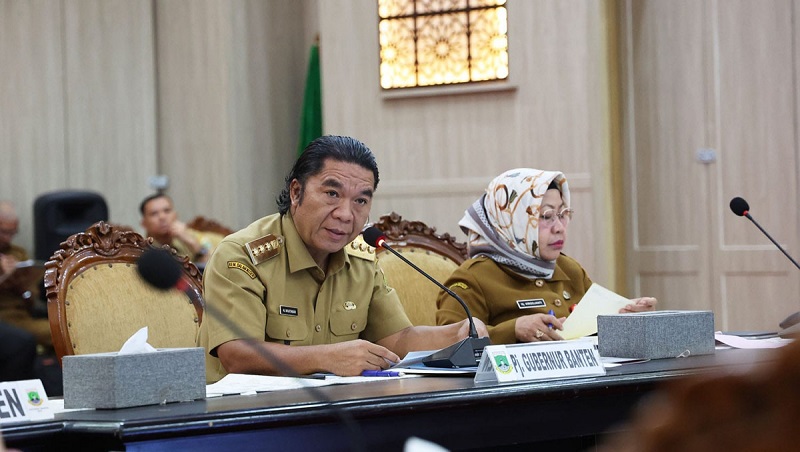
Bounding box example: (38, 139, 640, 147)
(186, 216, 234, 259)
(187, 216, 234, 236)
(372, 212, 468, 326)
(44, 221, 204, 362)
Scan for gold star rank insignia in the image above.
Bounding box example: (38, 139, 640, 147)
(245, 234, 284, 265)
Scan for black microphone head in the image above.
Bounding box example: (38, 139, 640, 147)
(730, 197, 750, 216)
(137, 248, 182, 290)
(362, 226, 386, 248)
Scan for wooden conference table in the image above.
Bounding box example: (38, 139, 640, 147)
(2, 347, 778, 451)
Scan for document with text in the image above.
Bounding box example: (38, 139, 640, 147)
(560, 284, 630, 340)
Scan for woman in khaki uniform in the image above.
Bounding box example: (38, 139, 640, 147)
(436, 168, 657, 344)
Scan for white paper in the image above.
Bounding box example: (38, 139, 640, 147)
(323, 374, 418, 383)
(560, 284, 630, 340)
(405, 437, 449, 452)
(205, 372, 417, 397)
(118, 326, 157, 355)
(206, 373, 335, 397)
(714, 332, 792, 349)
(15, 259, 38, 268)
(389, 350, 477, 375)
(392, 350, 434, 368)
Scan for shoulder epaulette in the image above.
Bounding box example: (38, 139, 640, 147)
(345, 235, 376, 261)
(245, 233, 284, 265)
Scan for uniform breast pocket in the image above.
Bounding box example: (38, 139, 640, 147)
(329, 304, 368, 339)
(266, 314, 309, 342)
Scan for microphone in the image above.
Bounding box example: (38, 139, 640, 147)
(135, 247, 368, 451)
(137, 248, 204, 304)
(729, 197, 800, 270)
(730, 197, 800, 338)
(362, 226, 490, 368)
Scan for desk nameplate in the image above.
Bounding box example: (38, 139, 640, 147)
(0, 379, 51, 425)
(475, 339, 605, 384)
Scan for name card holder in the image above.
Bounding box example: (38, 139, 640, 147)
(0, 379, 51, 425)
(475, 338, 605, 384)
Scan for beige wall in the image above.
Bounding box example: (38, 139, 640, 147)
(2, 0, 798, 330)
(154, 0, 309, 230)
(320, 0, 616, 288)
(1, 0, 158, 253)
(1, 0, 614, 283)
(621, 0, 800, 330)
(1, 0, 312, 257)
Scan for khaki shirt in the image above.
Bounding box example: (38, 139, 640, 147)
(0, 244, 51, 347)
(152, 228, 205, 261)
(436, 255, 592, 344)
(0, 244, 30, 304)
(198, 212, 411, 382)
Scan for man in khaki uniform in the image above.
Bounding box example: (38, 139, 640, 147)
(198, 135, 487, 383)
(0, 200, 52, 349)
(140, 194, 211, 263)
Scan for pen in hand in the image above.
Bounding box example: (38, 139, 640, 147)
(547, 309, 555, 329)
(360, 370, 404, 377)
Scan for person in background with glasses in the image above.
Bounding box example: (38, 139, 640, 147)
(0, 200, 52, 350)
(436, 168, 657, 344)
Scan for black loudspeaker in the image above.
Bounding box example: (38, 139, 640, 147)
(33, 190, 108, 261)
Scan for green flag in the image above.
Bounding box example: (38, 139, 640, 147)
(297, 43, 322, 156)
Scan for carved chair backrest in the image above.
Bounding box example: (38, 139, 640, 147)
(371, 212, 468, 326)
(44, 222, 204, 362)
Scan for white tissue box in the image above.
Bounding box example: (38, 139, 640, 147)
(62, 347, 206, 409)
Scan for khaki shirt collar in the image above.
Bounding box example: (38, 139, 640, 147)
(549, 261, 569, 282)
(281, 213, 349, 275)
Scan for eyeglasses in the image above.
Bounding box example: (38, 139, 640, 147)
(538, 208, 574, 228)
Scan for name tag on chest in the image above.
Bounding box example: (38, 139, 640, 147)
(517, 299, 546, 309)
(279, 305, 298, 316)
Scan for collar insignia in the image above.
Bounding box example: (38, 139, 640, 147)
(245, 234, 284, 265)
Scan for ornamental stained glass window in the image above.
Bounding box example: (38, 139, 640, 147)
(378, 0, 509, 89)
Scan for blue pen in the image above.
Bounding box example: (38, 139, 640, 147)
(548, 309, 555, 329)
(360, 370, 404, 377)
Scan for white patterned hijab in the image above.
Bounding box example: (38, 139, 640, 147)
(459, 168, 570, 280)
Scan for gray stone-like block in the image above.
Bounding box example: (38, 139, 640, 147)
(597, 310, 715, 359)
(63, 347, 206, 409)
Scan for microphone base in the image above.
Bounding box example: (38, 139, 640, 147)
(422, 337, 491, 368)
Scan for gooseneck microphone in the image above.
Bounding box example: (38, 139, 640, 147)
(362, 226, 490, 368)
(136, 247, 367, 452)
(729, 197, 800, 270)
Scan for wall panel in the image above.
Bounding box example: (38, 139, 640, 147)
(1, 0, 311, 250)
(63, 0, 157, 230)
(321, 0, 614, 286)
(155, 0, 307, 231)
(715, 0, 800, 328)
(622, 0, 800, 331)
(0, 1, 66, 248)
